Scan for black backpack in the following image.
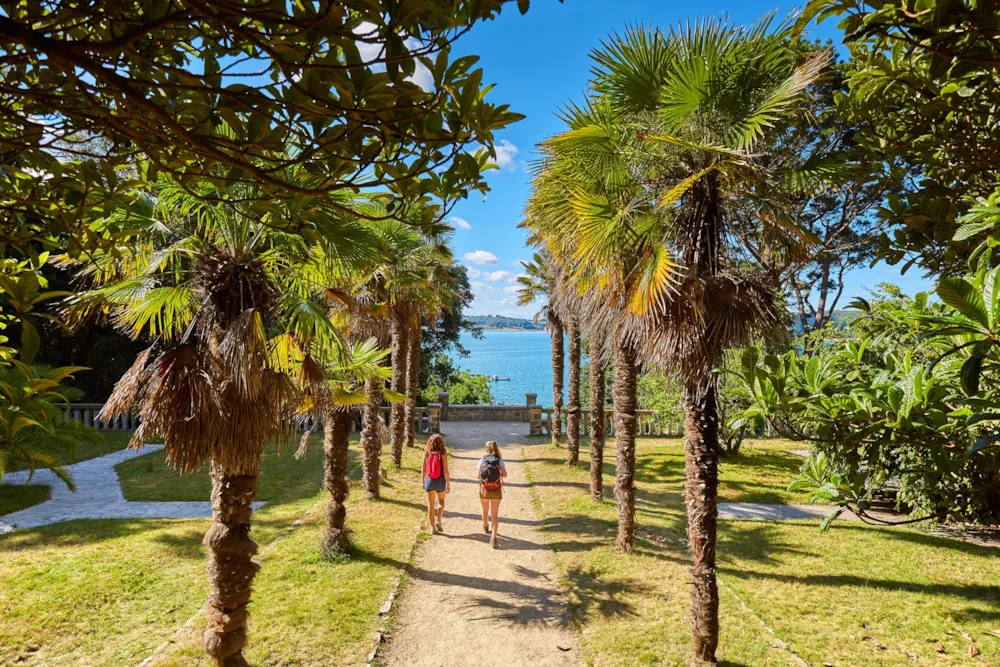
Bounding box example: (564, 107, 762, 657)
(479, 455, 502, 487)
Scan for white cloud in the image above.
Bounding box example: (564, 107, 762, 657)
(354, 22, 384, 62)
(464, 266, 482, 279)
(463, 250, 498, 265)
(502, 284, 521, 294)
(485, 270, 517, 283)
(450, 216, 472, 231)
(488, 140, 519, 171)
(406, 60, 434, 92)
(470, 281, 494, 292)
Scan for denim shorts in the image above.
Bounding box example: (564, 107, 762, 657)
(424, 475, 446, 493)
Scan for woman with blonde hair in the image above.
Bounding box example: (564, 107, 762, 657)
(422, 434, 450, 534)
(477, 440, 507, 548)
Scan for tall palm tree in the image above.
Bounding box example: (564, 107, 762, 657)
(289, 338, 391, 558)
(68, 178, 371, 666)
(564, 309, 582, 466)
(517, 253, 565, 443)
(587, 333, 606, 502)
(403, 306, 422, 449)
(527, 19, 827, 663)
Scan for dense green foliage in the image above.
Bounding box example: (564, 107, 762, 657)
(466, 314, 542, 329)
(797, 0, 1000, 275)
(420, 353, 492, 405)
(733, 277, 1000, 526)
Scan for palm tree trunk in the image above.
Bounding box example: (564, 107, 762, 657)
(404, 318, 421, 448)
(203, 464, 259, 667)
(684, 381, 721, 665)
(360, 374, 382, 499)
(566, 316, 581, 465)
(389, 309, 407, 468)
(320, 407, 352, 559)
(589, 335, 605, 502)
(550, 313, 564, 444)
(613, 336, 637, 553)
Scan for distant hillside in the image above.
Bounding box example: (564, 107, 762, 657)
(468, 314, 543, 330)
(791, 309, 862, 334)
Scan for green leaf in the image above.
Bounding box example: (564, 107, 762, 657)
(961, 354, 983, 396)
(20, 319, 40, 364)
(937, 278, 990, 328)
(968, 433, 1000, 455)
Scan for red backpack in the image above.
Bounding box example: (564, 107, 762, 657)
(426, 451, 443, 479)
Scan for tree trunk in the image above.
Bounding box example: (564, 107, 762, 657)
(203, 465, 259, 667)
(320, 408, 352, 559)
(684, 382, 721, 665)
(404, 316, 421, 448)
(360, 374, 382, 500)
(389, 310, 407, 468)
(566, 316, 581, 465)
(589, 335, 606, 502)
(550, 313, 564, 444)
(613, 336, 637, 553)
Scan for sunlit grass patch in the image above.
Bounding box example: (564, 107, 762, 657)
(526, 440, 1000, 666)
(0, 438, 426, 666)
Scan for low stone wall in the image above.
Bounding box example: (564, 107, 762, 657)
(444, 405, 529, 422)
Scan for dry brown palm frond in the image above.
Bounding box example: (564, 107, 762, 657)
(196, 249, 276, 329)
(140, 344, 222, 473)
(102, 346, 153, 420)
(218, 310, 269, 400)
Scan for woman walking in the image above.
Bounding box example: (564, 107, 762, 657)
(423, 434, 451, 534)
(477, 440, 507, 548)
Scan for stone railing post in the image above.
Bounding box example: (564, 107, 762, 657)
(428, 406, 441, 434)
(437, 392, 450, 421)
(528, 406, 542, 435)
(525, 392, 537, 407)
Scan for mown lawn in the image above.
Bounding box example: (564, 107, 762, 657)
(1, 431, 136, 517)
(526, 438, 1000, 666)
(0, 437, 427, 666)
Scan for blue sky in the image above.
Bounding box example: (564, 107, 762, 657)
(444, 0, 933, 317)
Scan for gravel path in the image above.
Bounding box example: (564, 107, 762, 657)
(0, 445, 262, 534)
(381, 422, 581, 667)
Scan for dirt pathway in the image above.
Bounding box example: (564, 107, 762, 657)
(381, 422, 580, 667)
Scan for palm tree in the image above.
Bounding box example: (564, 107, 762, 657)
(527, 19, 827, 663)
(587, 333, 606, 502)
(403, 306, 422, 449)
(290, 339, 391, 558)
(517, 253, 565, 444)
(565, 310, 582, 466)
(67, 177, 370, 666)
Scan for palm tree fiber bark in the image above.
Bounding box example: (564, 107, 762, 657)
(404, 319, 421, 448)
(550, 313, 564, 444)
(321, 409, 352, 558)
(203, 466, 259, 667)
(684, 383, 720, 665)
(566, 317, 581, 465)
(589, 335, 606, 502)
(389, 312, 407, 468)
(613, 337, 637, 553)
(361, 374, 382, 499)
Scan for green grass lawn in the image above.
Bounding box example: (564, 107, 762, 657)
(0, 437, 427, 666)
(526, 439, 1000, 666)
(1, 432, 137, 517)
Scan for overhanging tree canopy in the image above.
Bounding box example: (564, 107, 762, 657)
(0, 0, 527, 256)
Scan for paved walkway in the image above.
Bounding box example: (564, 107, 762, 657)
(382, 422, 580, 667)
(0, 446, 262, 534)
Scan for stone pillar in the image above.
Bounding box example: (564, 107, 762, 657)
(529, 406, 542, 435)
(429, 406, 441, 434)
(526, 392, 537, 406)
(437, 392, 450, 421)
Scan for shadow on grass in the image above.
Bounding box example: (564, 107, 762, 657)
(564, 564, 648, 619)
(153, 528, 208, 560)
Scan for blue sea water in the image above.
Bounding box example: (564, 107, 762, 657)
(449, 330, 567, 406)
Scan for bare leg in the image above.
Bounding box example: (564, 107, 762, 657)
(490, 498, 501, 546)
(426, 491, 437, 533)
(435, 491, 446, 530)
(480, 497, 490, 532)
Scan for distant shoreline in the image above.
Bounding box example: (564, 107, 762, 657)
(477, 327, 546, 332)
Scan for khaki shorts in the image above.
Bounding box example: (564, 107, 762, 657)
(480, 484, 502, 500)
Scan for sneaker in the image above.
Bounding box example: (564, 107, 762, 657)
(490, 535, 498, 549)
(483, 522, 490, 534)
(431, 524, 439, 535)
(436, 521, 443, 533)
